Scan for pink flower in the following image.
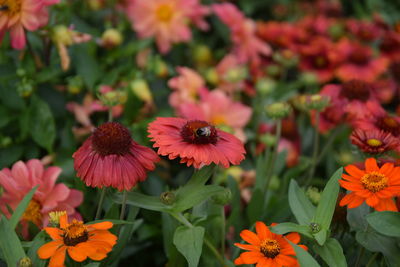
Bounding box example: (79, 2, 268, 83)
(126, 0, 205, 53)
(148, 117, 246, 168)
(168, 67, 207, 108)
(0, 159, 83, 235)
(183, 0, 210, 31)
(215, 54, 247, 93)
(73, 122, 160, 191)
(212, 3, 271, 63)
(177, 90, 252, 142)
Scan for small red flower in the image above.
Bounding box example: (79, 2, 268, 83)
(350, 129, 400, 154)
(73, 122, 159, 191)
(148, 117, 245, 168)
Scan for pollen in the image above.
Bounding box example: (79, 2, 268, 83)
(156, 4, 173, 22)
(92, 122, 132, 156)
(22, 199, 42, 226)
(361, 172, 388, 193)
(63, 220, 89, 246)
(0, 0, 22, 16)
(366, 138, 383, 147)
(260, 239, 280, 258)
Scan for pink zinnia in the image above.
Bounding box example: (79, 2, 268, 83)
(212, 3, 271, 63)
(177, 90, 252, 142)
(126, 0, 194, 53)
(0, 159, 83, 235)
(148, 117, 246, 168)
(73, 122, 159, 191)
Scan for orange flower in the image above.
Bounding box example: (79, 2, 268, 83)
(38, 213, 117, 267)
(234, 221, 307, 267)
(339, 158, 400, 211)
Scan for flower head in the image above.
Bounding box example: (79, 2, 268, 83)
(38, 213, 117, 266)
(350, 129, 400, 154)
(148, 117, 245, 168)
(0, 159, 83, 236)
(234, 221, 306, 266)
(73, 122, 159, 191)
(339, 158, 400, 211)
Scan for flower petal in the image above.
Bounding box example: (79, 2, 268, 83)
(37, 241, 63, 259)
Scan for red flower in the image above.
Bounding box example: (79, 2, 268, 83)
(346, 19, 383, 42)
(380, 31, 400, 61)
(73, 122, 159, 191)
(148, 117, 245, 168)
(350, 129, 400, 154)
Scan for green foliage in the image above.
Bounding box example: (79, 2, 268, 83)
(9, 186, 38, 230)
(366, 211, 400, 238)
(173, 226, 205, 267)
(0, 216, 26, 267)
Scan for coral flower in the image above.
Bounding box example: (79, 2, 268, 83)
(148, 117, 245, 168)
(339, 158, 400, 211)
(38, 213, 117, 266)
(73, 122, 159, 191)
(0, 0, 57, 49)
(126, 0, 200, 53)
(234, 221, 307, 266)
(0, 159, 83, 236)
(350, 129, 400, 154)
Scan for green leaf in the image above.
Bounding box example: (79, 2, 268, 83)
(246, 189, 264, 224)
(288, 240, 320, 267)
(27, 231, 47, 267)
(0, 216, 26, 266)
(313, 230, 327, 246)
(173, 185, 225, 213)
(312, 168, 342, 230)
(313, 238, 347, 267)
(179, 165, 215, 189)
(113, 191, 170, 212)
(29, 95, 56, 152)
(288, 180, 316, 225)
(271, 223, 313, 238)
(347, 203, 370, 231)
(173, 226, 205, 267)
(10, 186, 38, 229)
(71, 43, 101, 89)
(366, 211, 400, 237)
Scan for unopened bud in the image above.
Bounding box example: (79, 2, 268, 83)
(52, 25, 73, 45)
(256, 78, 276, 95)
(265, 102, 292, 119)
(223, 67, 247, 83)
(101, 29, 123, 49)
(309, 222, 321, 233)
(18, 257, 32, 267)
(260, 133, 277, 147)
(130, 79, 153, 102)
(67, 76, 84, 94)
(306, 187, 321, 205)
(225, 166, 244, 181)
(305, 94, 330, 111)
(211, 188, 232, 205)
(160, 191, 176, 205)
(193, 44, 212, 65)
(205, 68, 219, 85)
(300, 72, 318, 86)
(154, 59, 169, 78)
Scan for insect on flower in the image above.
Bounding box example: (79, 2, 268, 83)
(0, 5, 9, 11)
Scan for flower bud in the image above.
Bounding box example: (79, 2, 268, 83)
(211, 188, 232, 205)
(309, 222, 321, 233)
(225, 166, 244, 181)
(260, 133, 277, 147)
(266, 64, 281, 77)
(193, 44, 212, 65)
(305, 94, 330, 111)
(18, 257, 32, 267)
(130, 79, 153, 103)
(256, 78, 276, 96)
(88, 0, 104, 10)
(160, 191, 176, 205)
(223, 67, 247, 83)
(300, 72, 318, 86)
(67, 76, 84, 94)
(17, 80, 34, 98)
(205, 68, 219, 85)
(306, 187, 321, 205)
(52, 25, 73, 45)
(265, 102, 292, 119)
(101, 29, 123, 49)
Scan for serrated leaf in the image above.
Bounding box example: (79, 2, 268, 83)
(29, 95, 56, 152)
(366, 211, 400, 238)
(313, 238, 347, 267)
(0, 216, 26, 267)
(288, 180, 316, 225)
(288, 240, 320, 267)
(173, 226, 205, 267)
(10, 186, 38, 229)
(271, 223, 313, 238)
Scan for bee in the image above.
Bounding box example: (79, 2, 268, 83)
(0, 5, 8, 11)
(196, 126, 211, 137)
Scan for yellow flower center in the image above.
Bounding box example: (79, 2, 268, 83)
(361, 172, 388, 193)
(22, 200, 42, 226)
(156, 4, 173, 22)
(63, 220, 89, 246)
(0, 0, 22, 16)
(211, 115, 227, 126)
(366, 138, 382, 147)
(260, 239, 280, 258)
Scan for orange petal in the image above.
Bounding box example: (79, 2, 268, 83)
(37, 241, 63, 259)
(234, 256, 245, 265)
(49, 246, 67, 267)
(59, 214, 68, 229)
(344, 165, 365, 178)
(255, 257, 272, 267)
(67, 246, 88, 262)
(44, 228, 63, 241)
(240, 230, 261, 246)
(88, 252, 108, 261)
(347, 194, 365, 208)
(366, 194, 379, 207)
(380, 163, 394, 177)
(341, 174, 361, 182)
(339, 180, 363, 191)
(275, 254, 298, 267)
(365, 158, 379, 172)
(87, 221, 113, 230)
(234, 243, 259, 251)
(374, 198, 398, 212)
(238, 251, 264, 264)
(285, 232, 300, 244)
(255, 221, 271, 240)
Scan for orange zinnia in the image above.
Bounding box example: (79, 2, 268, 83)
(38, 213, 117, 266)
(234, 221, 307, 267)
(339, 157, 400, 211)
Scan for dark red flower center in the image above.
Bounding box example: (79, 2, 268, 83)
(380, 36, 398, 53)
(389, 61, 400, 83)
(92, 122, 132, 156)
(340, 80, 371, 102)
(377, 116, 400, 136)
(312, 55, 328, 68)
(181, 120, 218, 145)
(349, 48, 370, 65)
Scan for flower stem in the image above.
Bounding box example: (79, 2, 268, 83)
(264, 119, 282, 193)
(221, 206, 226, 257)
(355, 245, 365, 267)
(366, 252, 379, 267)
(119, 190, 128, 220)
(95, 188, 106, 220)
(305, 111, 320, 187)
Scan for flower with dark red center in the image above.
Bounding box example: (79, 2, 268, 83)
(73, 122, 159, 191)
(147, 117, 245, 168)
(379, 31, 400, 61)
(336, 38, 388, 82)
(350, 129, 400, 154)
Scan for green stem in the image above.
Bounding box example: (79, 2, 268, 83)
(221, 206, 226, 257)
(264, 119, 282, 193)
(315, 126, 341, 165)
(95, 188, 106, 220)
(355, 245, 366, 267)
(108, 108, 113, 122)
(366, 252, 379, 267)
(305, 111, 320, 187)
(119, 190, 128, 220)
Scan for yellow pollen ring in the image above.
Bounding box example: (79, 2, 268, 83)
(260, 239, 280, 258)
(156, 4, 173, 22)
(361, 172, 388, 193)
(366, 138, 382, 147)
(0, 0, 22, 16)
(64, 220, 87, 239)
(22, 199, 42, 226)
